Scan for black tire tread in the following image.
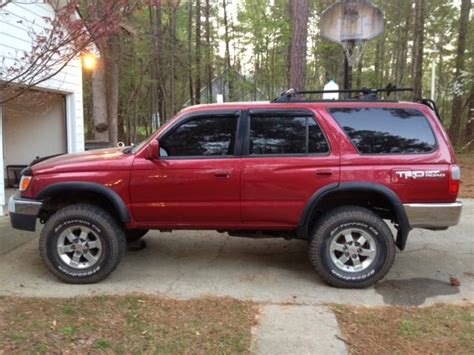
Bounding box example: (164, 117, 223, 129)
(309, 205, 395, 289)
(39, 203, 126, 284)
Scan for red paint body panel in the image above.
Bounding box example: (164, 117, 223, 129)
(240, 156, 339, 226)
(23, 101, 459, 230)
(130, 157, 241, 225)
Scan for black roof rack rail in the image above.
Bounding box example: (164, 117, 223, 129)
(417, 98, 443, 122)
(272, 85, 413, 103)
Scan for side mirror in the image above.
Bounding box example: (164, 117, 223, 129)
(148, 139, 160, 160)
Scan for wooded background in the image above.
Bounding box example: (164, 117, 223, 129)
(78, 0, 472, 148)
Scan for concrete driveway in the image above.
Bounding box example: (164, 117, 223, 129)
(0, 200, 473, 307)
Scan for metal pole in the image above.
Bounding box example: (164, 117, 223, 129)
(344, 56, 349, 90)
(343, 42, 353, 92)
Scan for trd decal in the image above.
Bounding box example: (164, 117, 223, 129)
(395, 170, 446, 179)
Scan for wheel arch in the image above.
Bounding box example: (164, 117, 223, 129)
(298, 182, 411, 250)
(37, 182, 130, 224)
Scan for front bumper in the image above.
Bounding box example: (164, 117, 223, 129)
(8, 194, 42, 232)
(403, 201, 463, 230)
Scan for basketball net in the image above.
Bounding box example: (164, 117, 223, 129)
(341, 40, 368, 68)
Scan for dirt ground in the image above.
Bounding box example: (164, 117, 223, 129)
(459, 154, 474, 198)
(0, 295, 257, 354)
(333, 303, 474, 354)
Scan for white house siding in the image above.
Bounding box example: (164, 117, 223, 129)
(0, 2, 84, 215)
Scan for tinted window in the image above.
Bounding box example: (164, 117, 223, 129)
(308, 119, 330, 154)
(249, 115, 329, 155)
(160, 115, 238, 157)
(330, 108, 436, 154)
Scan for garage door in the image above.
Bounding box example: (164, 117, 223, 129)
(3, 91, 67, 170)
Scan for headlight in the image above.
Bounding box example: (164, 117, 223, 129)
(19, 176, 32, 192)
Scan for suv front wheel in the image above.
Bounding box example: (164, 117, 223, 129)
(39, 204, 126, 284)
(309, 206, 395, 288)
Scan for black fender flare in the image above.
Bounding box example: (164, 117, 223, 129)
(297, 182, 411, 250)
(37, 182, 130, 223)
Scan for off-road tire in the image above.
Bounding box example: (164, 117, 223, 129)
(125, 229, 149, 243)
(39, 204, 126, 284)
(308, 206, 395, 288)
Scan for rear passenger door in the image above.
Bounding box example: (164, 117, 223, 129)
(240, 109, 340, 227)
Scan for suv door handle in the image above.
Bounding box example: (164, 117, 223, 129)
(315, 170, 333, 177)
(213, 170, 231, 178)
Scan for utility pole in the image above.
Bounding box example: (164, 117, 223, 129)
(430, 49, 439, 101)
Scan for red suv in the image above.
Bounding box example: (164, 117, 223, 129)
(9, 90, 463, 288)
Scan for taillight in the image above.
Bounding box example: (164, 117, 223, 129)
(449, 165, 461, 195)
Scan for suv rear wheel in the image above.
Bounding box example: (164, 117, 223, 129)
(39, 204, 126, 284)
(308, 206, 395, 288)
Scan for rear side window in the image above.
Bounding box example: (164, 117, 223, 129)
(249, 114, 329, 155)
(330, 108, 437, 154)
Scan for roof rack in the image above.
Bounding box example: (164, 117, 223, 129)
(272, 85, 413, 103)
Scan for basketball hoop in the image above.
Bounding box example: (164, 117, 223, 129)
(341, 40, 368, 67)
(321, 0, 384, 67)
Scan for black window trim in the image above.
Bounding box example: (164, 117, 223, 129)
(157, 109, 242, 160)
(328, 107, 439, 156)
(242, 109, 332, 158)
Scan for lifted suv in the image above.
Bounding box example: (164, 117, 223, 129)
(9, 89, 462, 288)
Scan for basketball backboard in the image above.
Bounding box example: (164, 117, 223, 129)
(320, 0, 384, 44)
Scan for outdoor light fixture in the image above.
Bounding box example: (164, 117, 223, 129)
(82, 52, 97, 70)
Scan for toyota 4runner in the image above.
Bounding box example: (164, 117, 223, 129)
(8, 88, 463, 288)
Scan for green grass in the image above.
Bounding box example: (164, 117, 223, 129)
(58, 326, 76, 336)
(95, 339, 111, 350)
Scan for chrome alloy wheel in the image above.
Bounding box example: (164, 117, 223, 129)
(329, 228, 377, 273)
(57, 226, 103, 269)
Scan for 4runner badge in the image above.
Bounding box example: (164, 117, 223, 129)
(395, 170, 446, 179)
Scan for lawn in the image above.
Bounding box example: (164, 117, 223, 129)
(0, 295, 258, 354)
(333, 303, 474, 354)
(458, 153, 474, 198)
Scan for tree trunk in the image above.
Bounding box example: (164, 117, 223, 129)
(412, 0, 425, 99)
(289, 0, 309, 91)
(156, 2, 165, 123)
(397, 12, 411, 88)
(195, 0, 202, 104)
(149, 2, 164, 127)
(91, 58, 108, 142)
(450, 0, 471, 145)
(205, 0, 212, 103)
(169, 2, 178, 115)
(466, 87, 474, 145)
(187, 1, 194, 105)
(223, 0, 232, 101)
(105, 34, 120, 146)
(465, 87, 474, 145)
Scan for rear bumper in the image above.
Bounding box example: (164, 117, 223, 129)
(403, 201, 463, 229)
(8, 194, 42, 232)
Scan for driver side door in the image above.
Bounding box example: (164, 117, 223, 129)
(130, 110, 242, 228)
